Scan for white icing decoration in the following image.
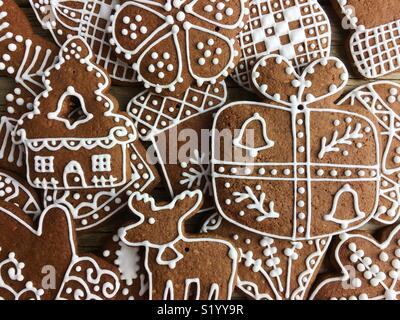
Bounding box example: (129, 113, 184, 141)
(120, 190, 238, 300)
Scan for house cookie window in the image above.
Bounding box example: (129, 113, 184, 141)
(92, 154, 112, 172)
(34, 156, 55, 173)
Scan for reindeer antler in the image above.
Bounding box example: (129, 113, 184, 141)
(121, 190, 204, 247)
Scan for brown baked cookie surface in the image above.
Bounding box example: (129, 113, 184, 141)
(0, 0, 57, 174)
(120, 190, 239, 300)
(29, 0, 138, 84)
(212, 54, 381, 240)
(128, 82, 227, 212)
(0, 202, 120, 300)
(109, 0, 250, 96)
(13, 36, 159, 231)
(202, 213, 331, 300)
(333, 0, 400, 78)
(310, 225, 400, 301)
(232, 0, 331, 91)
(0, 169, 41, 218)
(102, 231, 149, 300)
(338, 81, 400, 225)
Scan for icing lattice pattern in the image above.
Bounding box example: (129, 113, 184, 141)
(232, 0, 331, 90)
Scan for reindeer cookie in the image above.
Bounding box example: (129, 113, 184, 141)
(128, 82, 227, 212)
(310, 225, 400, 300)
(13, 36, 159, 231)
(338, 81, 400, 225)
(232, 0, 331, 91)
(120, 190, 238, 300)
(0, 169, 41, 218)
(333, 0, 400, 79)
(102, 232, 149, 300)
(0, 0, 57, 174)
(0, 202, 120, 300)
(202, 213, 331, 300)
(109, 0, 250, 96)
(212, 54, 381, 240)
(30, 0, 137, 85)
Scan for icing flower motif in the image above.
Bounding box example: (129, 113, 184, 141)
(109, 0, 249, 95)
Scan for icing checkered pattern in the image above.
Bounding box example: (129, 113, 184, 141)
(350, 20, 400, 78)
(127, 83, 227, 141)
(232, 0, 330, 90)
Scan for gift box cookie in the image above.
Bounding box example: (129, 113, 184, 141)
(212, 55, 381, 240)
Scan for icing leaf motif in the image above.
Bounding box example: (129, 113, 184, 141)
(233, 186, 280, 221)
(318, 122, 364, 159)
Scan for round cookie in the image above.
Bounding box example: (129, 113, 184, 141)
(128, 82, 227, 212)
(202, 213, 331, 300)
(30, 0, 138, 84)
(109, 0, 250, 96)
(232, 0, 331, 91)
(0, 202, 120, 300)
(212, 54, 381, 240)
(0, 169, 41, 218)
(333, 0, 400, 78)
(338, 81, 400, 225)
(310, 225, 400, 301)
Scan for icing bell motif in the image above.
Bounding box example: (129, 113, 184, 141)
(212, 54, 381, 240)
(13, 36, 137, 191)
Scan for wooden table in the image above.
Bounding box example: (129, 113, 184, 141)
(1, 0, 399, 299)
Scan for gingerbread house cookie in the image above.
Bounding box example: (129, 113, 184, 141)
(13, 36, 137, 190)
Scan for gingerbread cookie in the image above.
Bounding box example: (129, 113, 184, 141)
(0, 169, 41, 218)
(109, 0, 249, 96)
(0, 202, 120, 300)
(30, 0, 137, 84)
(42, 141, 159, 232)
(338, 81, 400, 225)
(310, 225, 400, 300)
(0, 0, 57, 174)
(13, 36, 159, 231)
(120, 190, 238, 300)
(202, 213, 331, 300)
(333, 0, 400, 79)
(128, 81, 227, 211)
(232, 0, 331, 91)
(102, 232, 149, 300)
(212, 54, 381, 240)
